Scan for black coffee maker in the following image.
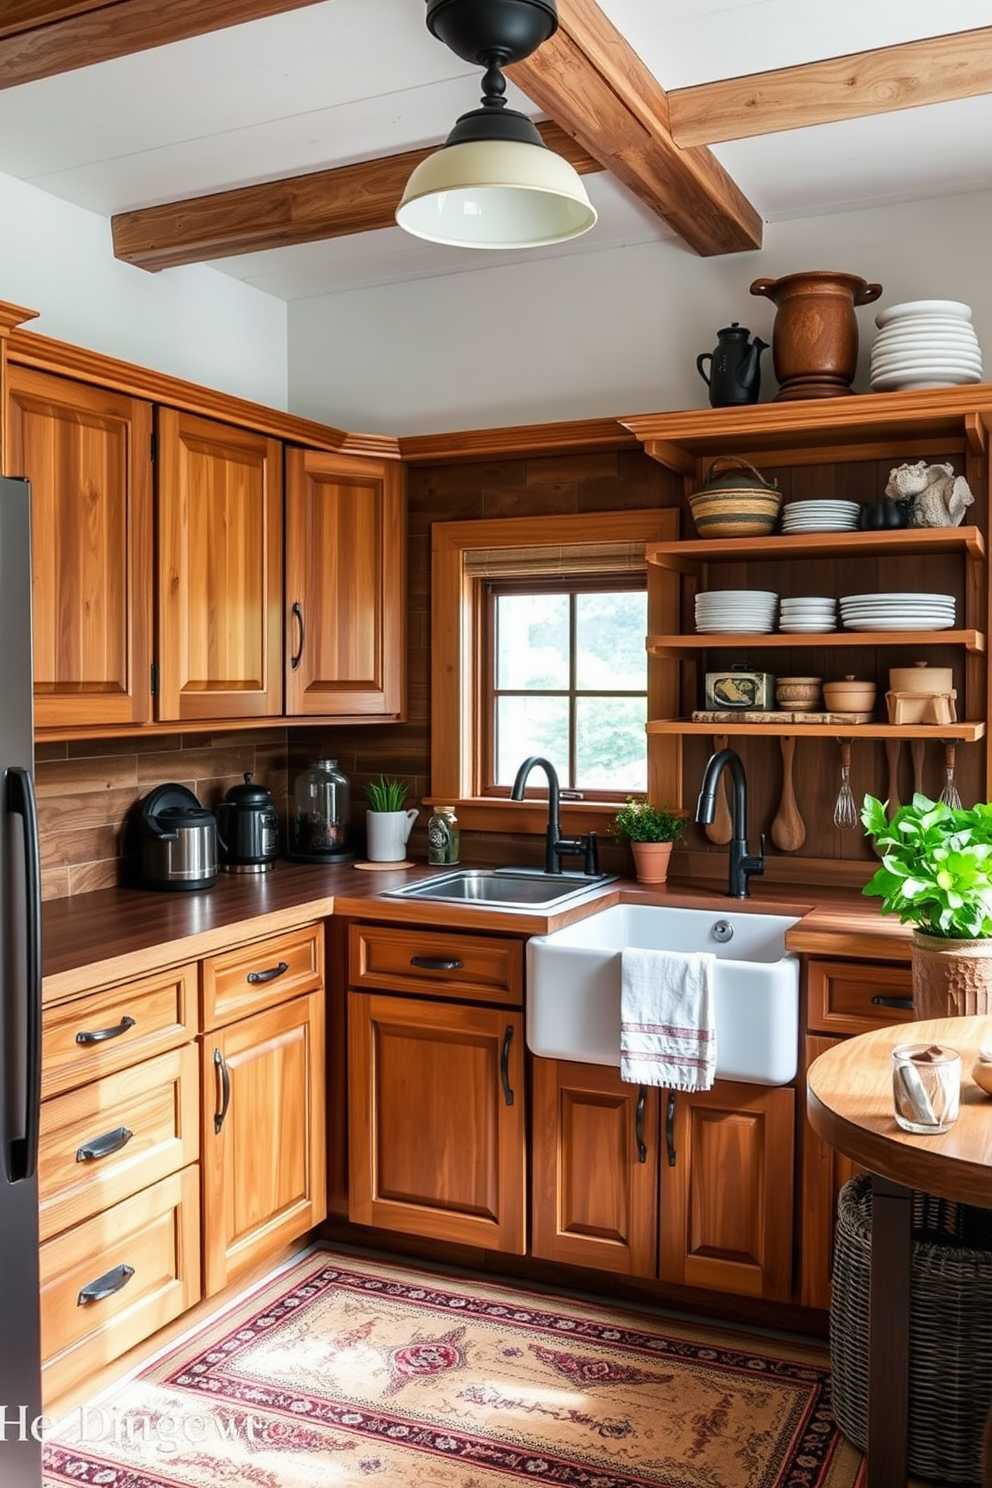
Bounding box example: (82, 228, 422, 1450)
(216, 773, 280, 873)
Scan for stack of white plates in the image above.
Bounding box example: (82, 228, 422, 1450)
(779, 597, 837, 633)
(839, 592, 956, 631)
(870, 301, 983, 392)
(781, 500, 861, 533)
(695, 590, 778, 634)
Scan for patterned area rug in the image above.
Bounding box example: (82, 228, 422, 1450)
(44, 1249, 864, 1488)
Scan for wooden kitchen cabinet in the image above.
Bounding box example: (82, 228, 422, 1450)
(530, 1058, 660, 1276)
(800, 1034, 860, 1310)
(284, 446, 405, 718)
(156, 407, 283, 720)
(5, 364, 154, 729)
(348, 983, 526, 1252)
(201, 989, 326, 1296)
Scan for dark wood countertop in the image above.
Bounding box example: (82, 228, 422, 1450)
(41, 860, 913, 1002)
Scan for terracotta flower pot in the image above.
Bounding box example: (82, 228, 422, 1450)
(750, 270, 882, 400)
(911, 930, 992, 1018)
(630, 841, 673, 885)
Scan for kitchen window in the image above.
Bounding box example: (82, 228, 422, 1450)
(430, 508, 680, 835)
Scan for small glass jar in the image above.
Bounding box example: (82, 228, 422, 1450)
(892, 1042, 961, 1134)
(291, 759, 352, 861)
(427, 806, 460, 865)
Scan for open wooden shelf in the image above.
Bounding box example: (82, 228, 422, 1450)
(646, 525, 985, 573)
(647, 719, 986, 741)
(648, 629, 986, 655)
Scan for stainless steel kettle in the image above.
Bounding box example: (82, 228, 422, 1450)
(216, 772, 280, 873)
(139, 784, 218, 891)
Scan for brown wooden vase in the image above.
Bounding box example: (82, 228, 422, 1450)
(750, 271, 882, 400)
(911, 930, 992, 1018)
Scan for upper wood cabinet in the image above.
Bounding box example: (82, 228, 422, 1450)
(5, 365, 154, 728)
(156, 409, 283, 721)
(285, 447, 405, 719)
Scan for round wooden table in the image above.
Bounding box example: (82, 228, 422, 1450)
(808, 1016, 992, 1488)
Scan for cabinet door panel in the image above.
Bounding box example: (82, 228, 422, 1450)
(285, 448, 405, 717)
(157, 408, 282, 719)
(6, 365, 153, 728)
(201, 991, 325, 1295)
(349, 992, 525, 1252)
(661, 1082, 795, 1301)
(531, 1058, 659, 1276)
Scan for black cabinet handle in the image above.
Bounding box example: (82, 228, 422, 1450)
(665, 1090, 677, 1167)
(78, 1263, 135, 1306)
(213, 1047, 231, 1134)
(871, 995, 914, 1010)
(76, 1015, 136, 1046)
(76, 1126, 133, 1163)
(635, 1086, 647, 1164)
(5, 766, 42, 1184)
(290, 601, 305, 669)
(410, 956, 462, 971)
(500, 1024, 515, 1107)
(246, 961, 289, 985)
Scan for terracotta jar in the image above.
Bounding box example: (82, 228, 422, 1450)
(911, 930, 992, 1018)
(630, 841, 673, 885)
(750, 271, 882, 400)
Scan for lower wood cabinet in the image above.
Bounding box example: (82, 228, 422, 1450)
(201, 990, 326, 1296)
(800, 1034, 860, 1310)
(348, 991, 526, 1252)
(531, 1060, 795, 1302)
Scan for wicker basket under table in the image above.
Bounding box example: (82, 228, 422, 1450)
(830, 1173, 992, 1483)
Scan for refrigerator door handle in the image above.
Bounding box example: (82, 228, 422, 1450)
(5, 765, 42, 1183)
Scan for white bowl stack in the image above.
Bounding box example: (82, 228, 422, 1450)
(870, 301, 983, 392)
(781, 500, 860, 534)
(778, 597, 837, 633)
(839, 592, 956, 631)
(695, 590, 777, 634)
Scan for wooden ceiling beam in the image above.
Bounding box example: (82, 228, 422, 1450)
(0, 0, 329, 89)
(669, 28, 992, 145)
(506, 0, 763, 257)
(111, 123, 604, 271)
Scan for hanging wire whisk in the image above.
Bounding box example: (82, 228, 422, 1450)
(833, 740, 859, 829)
(938, 742, 963, 809)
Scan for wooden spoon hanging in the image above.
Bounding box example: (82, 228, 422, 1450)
(704, 734, 733, 845)
(910, 738, 926, 801)
(885, 738, 903, 820)
(771, 735, 806, 852)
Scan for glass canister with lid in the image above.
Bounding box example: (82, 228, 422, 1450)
(427, 805, 460, 865)
(290, 758, 355, 863)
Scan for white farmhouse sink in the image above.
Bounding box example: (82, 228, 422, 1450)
(527, 904, 800, 1085)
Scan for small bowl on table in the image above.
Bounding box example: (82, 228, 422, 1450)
(775, 677, 822, 712)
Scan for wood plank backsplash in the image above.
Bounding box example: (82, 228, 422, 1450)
(36, 729, 289, 900)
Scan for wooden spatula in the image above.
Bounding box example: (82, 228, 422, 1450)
(703, 734, 733, 845)
(771, 735, 806, 852)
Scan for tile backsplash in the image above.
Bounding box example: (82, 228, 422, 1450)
(36, 729, 289, 900)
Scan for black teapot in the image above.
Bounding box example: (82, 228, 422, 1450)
(697, 323, 769, 408)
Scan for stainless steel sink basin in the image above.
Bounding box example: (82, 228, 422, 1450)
(382, 868, 616, 910)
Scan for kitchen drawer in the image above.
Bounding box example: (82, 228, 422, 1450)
(39, 1044, 199, 1243)
(40, 1164, 200, 1406)
(349, 923, 523, 1006)
(42, 963, 197, 1099)
(202, 921, 323, 1030)
(807, 957, 914, 1036)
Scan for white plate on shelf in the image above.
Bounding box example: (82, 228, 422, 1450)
(840, 592, 954, 603)
(876, 300, 972, 324)
(778, 622, 837, 633)
(842, 617, 957, 631)
(871, 371, 983, 391)
(870, 354, 983, 374)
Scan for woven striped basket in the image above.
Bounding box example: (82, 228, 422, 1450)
(688, 456, 782, 538)
(830, 1174, 992, 1483)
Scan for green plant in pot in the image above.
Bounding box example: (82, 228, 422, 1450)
(861, 792, 992, 1017)
(364, 776, 418, 863)
(613, 798, 686, 885)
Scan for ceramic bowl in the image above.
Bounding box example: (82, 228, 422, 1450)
(823, 677, 877, 713)
(775, 676, 822, 711)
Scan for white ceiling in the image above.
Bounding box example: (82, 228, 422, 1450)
(0, 0, 990, 300)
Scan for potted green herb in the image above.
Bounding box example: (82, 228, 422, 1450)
(365, 776, 418, 863)
(613, 798, 686, 884)
(861, 792, 992, 1016)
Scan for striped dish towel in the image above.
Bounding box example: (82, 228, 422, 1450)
(619, 947, 716, 1091)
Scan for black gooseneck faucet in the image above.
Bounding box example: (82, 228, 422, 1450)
(695, 746, 765, 898)
(510, 755, 599, 875)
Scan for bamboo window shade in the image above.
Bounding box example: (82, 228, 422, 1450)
(461, 542, 647, 579)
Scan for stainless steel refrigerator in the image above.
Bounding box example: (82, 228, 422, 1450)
(0, 477, 43, 1488)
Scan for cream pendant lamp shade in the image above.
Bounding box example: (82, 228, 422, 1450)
(397, 0, 597, 250)
(397, 137, 596, 249)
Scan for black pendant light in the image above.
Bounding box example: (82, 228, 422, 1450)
(396, 0, 597, 249)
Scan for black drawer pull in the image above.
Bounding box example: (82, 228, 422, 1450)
(665, 1090, 677, 1167)
(635, 1086, 647, 1164)
(76, 1015, 136, 1046)
(246, 960, 289, 985)
(871, 995, 914, 1010)
(500, 1024, 515, 1106)
(410, 956, 463, 971)
(78, 1263, 135, 1306)
(76, 1126, 133, 1163)
(213, 1047, 231, 1134)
